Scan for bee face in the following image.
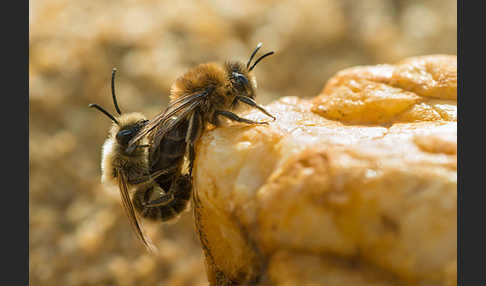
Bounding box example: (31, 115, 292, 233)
(116, 120, 146, 147)
(225, 61, 257, 99)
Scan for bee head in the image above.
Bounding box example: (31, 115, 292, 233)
(89, 68, 148, 153)
(225, 43, 274, 99)
(226, 61, 256, 99)
(115, 115, 148, 148)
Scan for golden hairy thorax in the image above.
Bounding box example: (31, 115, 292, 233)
(169, 63, 227, 102)
(168, 62, 258, 112)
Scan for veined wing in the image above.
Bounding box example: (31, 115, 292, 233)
(150, 99, 203, 149)
(128, 90, 208, 147)
(116, 170, 157, 252)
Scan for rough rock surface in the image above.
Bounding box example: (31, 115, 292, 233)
(193, 55, 457, 285)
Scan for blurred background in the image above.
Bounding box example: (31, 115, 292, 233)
(29, 0, 456, 285)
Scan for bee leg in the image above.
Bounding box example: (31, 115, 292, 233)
(186, 109, 202, 176)
(127, 169, 169, 185)
(188, 144, 195, 176)
(142, 192, 175, 208)
(128, 176, 151, 185)
(132, 175, 192, 222)
(210, 112, 222, 126)
(132, 185, 153, 217)
(236, 95, 276, 120)
(132, 185, 175, 220)
(214, 110, 269, 125)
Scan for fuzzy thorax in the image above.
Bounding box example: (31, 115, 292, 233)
(170, 63, 227, 102)
(169, 62, 257, 102)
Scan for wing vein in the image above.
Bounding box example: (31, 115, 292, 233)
(128, 90, 208, 147)
(117, 170, 156, 252)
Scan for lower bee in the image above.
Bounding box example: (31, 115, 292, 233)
(128, 42, 276, 182)
(89, 69, 192, 252)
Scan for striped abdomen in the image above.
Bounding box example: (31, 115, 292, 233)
(132, 119, 192, 222)
(132, 173, 192, 221)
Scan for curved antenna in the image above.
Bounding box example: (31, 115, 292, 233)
(111, 68, 122, 115)
(246, 42, 263, 69)
(249, 51, 274, 71)
(89, 103, 119, 125)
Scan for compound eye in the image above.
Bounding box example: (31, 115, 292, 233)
(233, 72, 249, 87)
(116, 129, 133, 146)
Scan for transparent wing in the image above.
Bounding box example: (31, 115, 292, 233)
(116, 170, 157, 252)
(150, 99, 203, 148)
(128, 90, 208, 148)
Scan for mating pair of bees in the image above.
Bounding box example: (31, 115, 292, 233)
(90, 43, 275, 251)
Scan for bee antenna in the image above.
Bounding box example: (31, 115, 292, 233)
(89, 103, 119, 125)
(111, 68, 122, 115)
(249, 51, 274, 71)
(246, 42, 263, 69)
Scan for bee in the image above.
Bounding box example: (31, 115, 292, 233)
(89, 69, 192, 252)
(128, 42, 276, 184)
